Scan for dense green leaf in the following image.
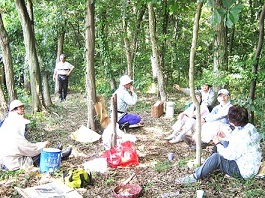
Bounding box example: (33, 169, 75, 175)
(225, 14, 233, 28)
(229, 11, 239, 24)
(230, 4, 244, 13)
(207, 0, 214, 7)
(222, 0, 236, 9)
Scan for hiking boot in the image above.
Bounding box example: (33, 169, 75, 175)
(169, 135, 182, 143)
(175, 174, 197, 184)
(184, 136, 195, 147)
(61, 147, 72, 160)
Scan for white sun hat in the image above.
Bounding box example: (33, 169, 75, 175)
(9, 100, 24, 111)
(120, 75, 133, 86)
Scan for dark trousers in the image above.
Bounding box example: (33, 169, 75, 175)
(32, 154, 41, 167)
(58, 75, 69, 99)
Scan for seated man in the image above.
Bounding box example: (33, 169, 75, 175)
(185, 89, 233, 149)
(174, 83, 217, 111)
(0, 100, 72, 171)
(164, 90, 209, 143)
(110, 75, 141, 127)
(175, 105, 262, 184)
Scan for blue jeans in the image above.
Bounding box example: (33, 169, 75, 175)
(195, 153, 243, 179)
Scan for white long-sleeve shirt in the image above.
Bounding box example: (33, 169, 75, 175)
(205, 101, 232, 124)
(217, 123, 262, 178)
(112, 85, 137, 121)
(0, 112, 46, 170)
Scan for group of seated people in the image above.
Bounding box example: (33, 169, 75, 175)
(1, 76, 262, 185)
(166, 84, 262, 184)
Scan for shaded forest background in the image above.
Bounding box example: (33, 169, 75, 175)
(0, 0, 265, 133)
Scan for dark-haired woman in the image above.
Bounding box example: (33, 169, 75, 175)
(175, 105, 262, 184)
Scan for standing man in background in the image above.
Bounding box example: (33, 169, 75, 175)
(53, 54, 74, 101)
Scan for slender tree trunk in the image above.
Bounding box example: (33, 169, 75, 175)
(54, 31, 65, 94)
(249, 3, 265, 123)
(213, 0, 228, 91)
(131, 4, 146, 63)
(85, 0, 97, 130)
(189, 1, 203, 166)
(160, 0, 169, 70)
(0, 84, 7, 119)
(42, 72, 52, 107)
(15, 0, 43, 113)
(0, 14, 17, 102)
(148, 2, 167, 102)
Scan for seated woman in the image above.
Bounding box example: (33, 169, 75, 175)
(164, 90, 209, 144)
(175, 105, 262, 184)
(0, 100, 71, 171)
(1, 100, 30, 139)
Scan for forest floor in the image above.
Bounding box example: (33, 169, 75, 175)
(0, 91, 265, 198)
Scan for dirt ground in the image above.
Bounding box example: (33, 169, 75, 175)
(0, 92, 265, 198)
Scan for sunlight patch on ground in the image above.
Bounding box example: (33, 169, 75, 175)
(145, 126, 170, 137)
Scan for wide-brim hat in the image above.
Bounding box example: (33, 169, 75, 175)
(120, 75, 133, 86)
(9, 100, 24, 111)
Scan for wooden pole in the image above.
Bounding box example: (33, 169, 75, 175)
(111, 94, 117, 148)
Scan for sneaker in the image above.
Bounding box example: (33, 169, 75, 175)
(164, 133, 176, 140)
(184, 136, 195, 147)
(169, 136, 182, 143)
(175, 174, 197, 184)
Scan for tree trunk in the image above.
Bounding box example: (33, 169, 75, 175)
(249, 3, 265, 123)
(55, 31, 65, 94)
(85, 0, 97, 130)
(42, 72, 52, 107)
(160, 0, 169, 71)
(213, 0, 228, 90)
(148, 2, 167, 102)
(0, 14, 17, 102)
(0, 84, 7, 119)
(15, 0, 43, 113)
(189, 1, 203, 166)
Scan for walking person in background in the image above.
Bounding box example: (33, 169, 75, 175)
(53, 54, 74, 101)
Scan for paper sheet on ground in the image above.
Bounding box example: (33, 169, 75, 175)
(15, 180, 82, 198)
(70, 125, 101, 143)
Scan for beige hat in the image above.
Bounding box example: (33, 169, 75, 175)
(120, 75, 133, 86)
(218, 89, 230, 96)
(9, 100, 24, 111)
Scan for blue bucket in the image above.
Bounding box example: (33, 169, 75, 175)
(40, 148, 61, 173)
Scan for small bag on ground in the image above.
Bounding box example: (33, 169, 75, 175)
(63, 168, 93, 188)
